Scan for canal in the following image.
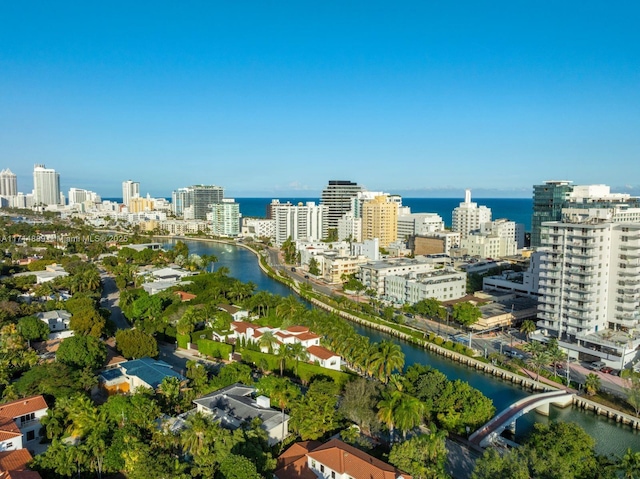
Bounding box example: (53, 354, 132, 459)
(165, 239, 640, 455)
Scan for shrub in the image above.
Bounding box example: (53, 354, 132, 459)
(197, 339, 233, 360)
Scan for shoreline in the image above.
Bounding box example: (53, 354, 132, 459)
(155, 234, 640, 432)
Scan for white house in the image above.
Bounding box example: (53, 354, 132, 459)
(307, 345, 341, 371)
(0, 396, 48, 449)
(35, 310, 73, 339)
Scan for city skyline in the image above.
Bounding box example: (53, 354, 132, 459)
(1, 3, 639, 197)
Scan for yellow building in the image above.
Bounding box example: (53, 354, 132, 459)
(362, 195, 398, 248)
(128, 196, 155, 213)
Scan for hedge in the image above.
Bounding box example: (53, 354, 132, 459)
(197, 339, 233, 360)
(238, 349, 353, 388)
(177, 333, 190, 349)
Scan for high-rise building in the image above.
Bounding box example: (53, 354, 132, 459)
(68, 188, 100, 205)
(397, 213, 444, 241)
(170, 185, 224, 220)
(451, 189, 491, 240)
(191, 185, 224, 220)
(122, 180, 140, 207)
(33, 164, 61, 206)
(0, 169, 17, 197)
(209, 199, 240, 236)
(320, 180, 362, 230)
(273, 201, 327, 245)
(531, 181, 640, 248)
(531, 181, 574, 248)
(536, 214, 640, 368)
(362, 195, 398, 248)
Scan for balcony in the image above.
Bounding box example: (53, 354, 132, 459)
(566, 302, 595, 313)
(566, 293, 593, 302)
(616, 302, 638, 312)
(538, 304, 558, 315)
(564, 275, 596, 285)
(538, 287, 559, 296)
(538, 279, 560, 288)
(566, 257, 597, 267)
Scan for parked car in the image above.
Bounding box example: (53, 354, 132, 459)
(600, 366, 614, 374)
(589, 361, 606, 370)
(552, 362, 564, 370)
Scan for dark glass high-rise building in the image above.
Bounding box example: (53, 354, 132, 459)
(531, 181, 573, 248)
(320, 180, 362, 230)
(192, 185, 224, 220)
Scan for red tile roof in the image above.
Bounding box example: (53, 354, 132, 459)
(0, 449, 41, 478)
(295, 332, 320, 341)
(307, 345, 338, 361)
(174, 291, 196, 301)
(0, 396, 47, 419)
(275, 331, 292, 339)
(286, 326, 309, 334)
(307, 439, 412, 479)
(231, 321, 255, 334)
(0, 416, 21, 442)
(274, 441, 321, 479)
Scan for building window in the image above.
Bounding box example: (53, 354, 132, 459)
(320, 465, 325, 473)
(26, 430, 35, 441)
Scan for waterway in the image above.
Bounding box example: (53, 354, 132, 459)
(164, 238, 640, 456)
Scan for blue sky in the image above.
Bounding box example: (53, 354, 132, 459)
(1, 2, 639, 198)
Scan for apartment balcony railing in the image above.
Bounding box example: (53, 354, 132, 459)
(566, 293, 593, 302)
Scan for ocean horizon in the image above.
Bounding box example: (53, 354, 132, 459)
(104, 196, 534, 231)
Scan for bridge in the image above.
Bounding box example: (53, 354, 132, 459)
(469, 390, 574, 447)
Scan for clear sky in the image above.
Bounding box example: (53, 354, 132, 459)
(1, 2, 639, 198)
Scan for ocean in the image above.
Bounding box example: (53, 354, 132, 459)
(104, 197, 534, 231)
(237, 197, 533, 231)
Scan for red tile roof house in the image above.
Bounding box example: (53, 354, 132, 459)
(307, 345, 342, 371)
(0, 448, 42, 478)
(0, 396, 48, 451)
(275, 438, 412, 479)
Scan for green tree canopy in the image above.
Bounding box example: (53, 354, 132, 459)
(115, 329, 159, 359)
(17, 315, 50, 341)
(451, 302, 482, 326)
(388, 430, 449, 479)
(56, 335, 107, 370)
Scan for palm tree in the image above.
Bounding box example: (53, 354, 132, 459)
(276, 295, 304, 323)
(257, 330, 279, 354)
(526, 350, 550, 382)
(268, 378, 300, 442)
(546, 339, 566, 377)
(585, 373, 601, 396)
(520, 319, 536, 341)
(377, 390, 402, 443)
(618, 448, 640, 479)
(289, 342, 309, 376)
(277, 344, 295, 377)
(393, 393, 425, 439)
(158, 376, 182, 414)
(181, 412, 212, 457)
(369, 341, 405, 384)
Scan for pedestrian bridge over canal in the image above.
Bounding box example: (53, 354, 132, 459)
(468, 390, 575, 448)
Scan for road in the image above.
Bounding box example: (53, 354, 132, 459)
(100, 271, 130, 330)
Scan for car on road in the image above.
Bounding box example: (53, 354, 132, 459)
(589, 361, 606, 370)
(505, 350, 524, 359)
(304, 275, 309, 279)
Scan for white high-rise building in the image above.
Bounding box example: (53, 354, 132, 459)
(397, 213, 444, 241)
(122, 180, 140, 207)
(337, 211, 362, 242)
(452, 189, 491, 239)
(208, 199, 240, 237)
(0, 169, 17, 197)
(68, 188, 101, 206)
(273, 201, 327, 246)
(33, 164, 61, 206)
(537, 215, 640, 368)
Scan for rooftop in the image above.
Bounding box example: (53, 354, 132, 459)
(0, 396, 48, 419)
(119, 357, 186, 389)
